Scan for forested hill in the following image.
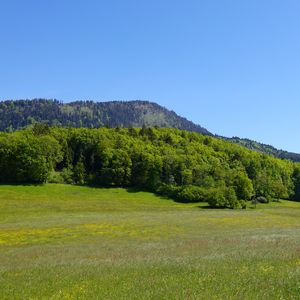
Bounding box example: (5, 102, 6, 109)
(1, 126, 300, 208)
(1, 99, 300, 162)
(0, 99, 211, 135)
(222, 137, 300, 163)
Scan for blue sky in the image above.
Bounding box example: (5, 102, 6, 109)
(1, 1, 300, 152)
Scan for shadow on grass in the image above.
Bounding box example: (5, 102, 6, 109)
(0, 182, 44, 187)
(0, 182, 228, 208)
(125, 187, 147, 193)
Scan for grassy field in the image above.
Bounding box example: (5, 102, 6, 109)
(0, 184, 299, 299)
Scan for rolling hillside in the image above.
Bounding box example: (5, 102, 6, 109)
(1, 99, 300, 162)
(0, 99, 211, 135)
(222, 136, 300, 162)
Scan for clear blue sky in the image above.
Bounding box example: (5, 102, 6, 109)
(1, 1, 300, 152)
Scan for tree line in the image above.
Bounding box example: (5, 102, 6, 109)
(2, 99, 300, 162)
(0, 124, 299, 208)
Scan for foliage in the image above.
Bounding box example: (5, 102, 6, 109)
(0, 99, 210, 134)
(292, 166, 300, 200)
(1, 99, 300, 162)
(255, 196, 269, 204)
(0, 126, 299, 208)
(224, 136, 300, 162)
(60, 167, 74, 184)
(73, 159, 86, 185)
(176, 185, 208, 203)
(206, 187, 240, 209)
(47, 171, 65, 184)
(0, 133, 61, 183)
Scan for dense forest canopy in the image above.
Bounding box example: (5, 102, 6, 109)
(1, 125, 300, 209)
(1, 99, 300, 162)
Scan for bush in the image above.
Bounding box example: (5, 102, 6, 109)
(48, 169, 75, 184)
(256, 196, 269, 203)
(155, 184, 181, 198)
(207, 187, 240, 209)
(176, 185, 207, 203)
(47, 171, 64, 184)
(60, 168, 74, 184)
(240, 200, 247, 209)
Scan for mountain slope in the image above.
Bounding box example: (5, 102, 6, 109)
(222, 136, 300, 162)
(0, 99, 299, 162)
(0, 99, 211, 135)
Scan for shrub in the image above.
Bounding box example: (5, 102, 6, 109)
(60, 167, 74, 184)
(47, 171, 64, 184)
(256, 196, 269, 203)
(176, 185, 207, 203)
(240, 200, 247, 209)
(155, 184, 181, 198)
(207, 187, 240, 209)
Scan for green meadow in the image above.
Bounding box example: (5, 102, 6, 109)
(0, 184, 299, 299)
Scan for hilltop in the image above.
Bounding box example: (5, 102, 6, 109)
(0, 99, 211, 135)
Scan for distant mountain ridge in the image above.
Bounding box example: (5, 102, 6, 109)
(1, 99, 300, 162)
(0, 99, 211, 135)
(221, 136, 300, 162)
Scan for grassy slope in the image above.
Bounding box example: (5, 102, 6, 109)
(0, 185, 299, 299)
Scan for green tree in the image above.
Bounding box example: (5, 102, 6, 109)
(73, 159, 86, 184)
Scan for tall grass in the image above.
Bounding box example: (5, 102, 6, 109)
(0, 184, 299, 299)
